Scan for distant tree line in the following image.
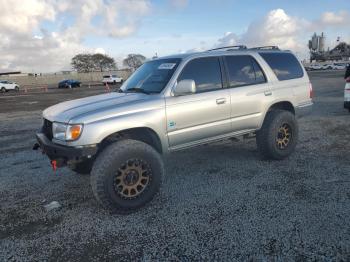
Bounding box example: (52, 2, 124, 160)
(71, 53, 147, 73)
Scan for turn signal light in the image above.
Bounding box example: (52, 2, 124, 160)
(67, 125, 83, 140)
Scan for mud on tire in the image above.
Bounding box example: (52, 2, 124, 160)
(256, 110, 298, 160)
(90, 139, 164, 213)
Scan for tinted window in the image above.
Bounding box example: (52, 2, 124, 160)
(225, 55, 266, 87)
(252, 59, 266, 84)
(178, 57, 222, 93)
(259, 52, 303, 81)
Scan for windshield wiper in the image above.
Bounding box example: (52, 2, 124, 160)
(124, 87, 151, 94)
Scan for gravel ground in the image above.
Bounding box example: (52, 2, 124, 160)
(0, 71, 349, 261)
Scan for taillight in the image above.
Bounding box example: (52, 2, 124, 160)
(309, 82, 313, 98)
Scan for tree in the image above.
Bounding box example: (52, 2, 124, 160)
(71, 53, 117, 73)
(71, 54, 94, 73)
(123, 54, 146, 70)
(91, 53, 116, 72)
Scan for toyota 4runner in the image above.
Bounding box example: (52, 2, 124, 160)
(34, 46, 313, 213)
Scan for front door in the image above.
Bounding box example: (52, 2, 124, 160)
(165, 57, 231, 149)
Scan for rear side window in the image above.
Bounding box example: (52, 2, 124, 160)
(178, 57, 222, 93)
(225, 55, 266, 87)
(259, 52, 303, 81)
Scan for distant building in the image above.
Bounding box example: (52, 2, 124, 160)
(309, 32, 350, 62)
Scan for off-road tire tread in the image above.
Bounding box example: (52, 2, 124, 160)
(256, 109, 298, 160)
(90, 139, 163, 214)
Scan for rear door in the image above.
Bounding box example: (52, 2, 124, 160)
(165, 56, 231, 149)
(223, 55, 272, 131)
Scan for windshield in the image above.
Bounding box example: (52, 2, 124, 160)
(121, 58, 181, 93)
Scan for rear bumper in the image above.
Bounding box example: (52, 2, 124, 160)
(295, 102, 313, 118)
(35, 133, 97, 160)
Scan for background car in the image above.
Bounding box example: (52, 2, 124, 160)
(0, 80, 20, 93)
(309, 64, 322, 70)
(58, 79, 81, 88)
(102, 74, 123, 85)
(321, 64, 333, 70)
(332, 63, 346, 70)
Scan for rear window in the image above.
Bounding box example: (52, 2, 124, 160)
(259, 52, 303, 81)
(103, 75, 110, 78)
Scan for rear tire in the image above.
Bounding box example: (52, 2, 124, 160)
(256, 110, 298, 160)
(15, 86, 19, 92)
(1, 87, 6, 93)
(90, 139, 163, 213)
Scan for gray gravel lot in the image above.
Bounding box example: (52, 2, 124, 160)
(0, 71, 349, 261)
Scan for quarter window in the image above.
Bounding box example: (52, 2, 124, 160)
(225, 55, 266, 87)
(259, 52, 304, 81)
(178, 57, 222, 93)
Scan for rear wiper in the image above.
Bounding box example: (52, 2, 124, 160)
(124, 87, 150, 94)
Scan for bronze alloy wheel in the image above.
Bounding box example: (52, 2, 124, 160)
(113, 158, 151, 199)
(276, 123, 292, 150)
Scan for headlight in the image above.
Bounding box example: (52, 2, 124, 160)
(52, 122, 83, 141)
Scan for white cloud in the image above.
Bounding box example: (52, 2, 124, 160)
(320, 10, 349, 26)
(212, 9, 349, 60)
(94, 48, 106, 55)
(0, 0, 151, 73)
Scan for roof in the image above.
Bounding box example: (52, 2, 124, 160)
(155, 46, 291, 61)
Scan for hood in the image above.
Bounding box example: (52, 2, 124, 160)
(43, 92, 150, 123)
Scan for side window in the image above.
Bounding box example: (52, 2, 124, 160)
(259, 52, 304, 81)
(225, 55, 266, 87)
(178, 57, 222, 93)
(252, 59, 266, 84)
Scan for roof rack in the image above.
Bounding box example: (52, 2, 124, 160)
(249, 46, 280, 50)
(207, 45, 247, 52)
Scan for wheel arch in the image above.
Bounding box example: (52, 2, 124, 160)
(99, 127, 163, 154)
(259, 101, 296, 129)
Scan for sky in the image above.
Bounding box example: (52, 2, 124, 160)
(0, 0, 349, 73)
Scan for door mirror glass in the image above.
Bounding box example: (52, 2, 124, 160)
(173, 79, 196, 96)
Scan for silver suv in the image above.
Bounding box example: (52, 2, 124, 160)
(34, 46, 313, 213)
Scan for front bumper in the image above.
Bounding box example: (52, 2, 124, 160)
(35, 133, 97, 161)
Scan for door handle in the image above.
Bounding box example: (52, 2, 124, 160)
(264, 91, 272, 96)
(216, 98, 226, 105)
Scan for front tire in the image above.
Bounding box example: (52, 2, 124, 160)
(1, 87, 6, 93)
(15, 86, 19, 92)
(256, 110, 298, 160)
(91, 139, 163, 213)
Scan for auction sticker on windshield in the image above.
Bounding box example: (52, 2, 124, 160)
(158, 63, 176, 70)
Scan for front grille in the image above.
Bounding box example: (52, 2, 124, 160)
(42, 119, 53, 140)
